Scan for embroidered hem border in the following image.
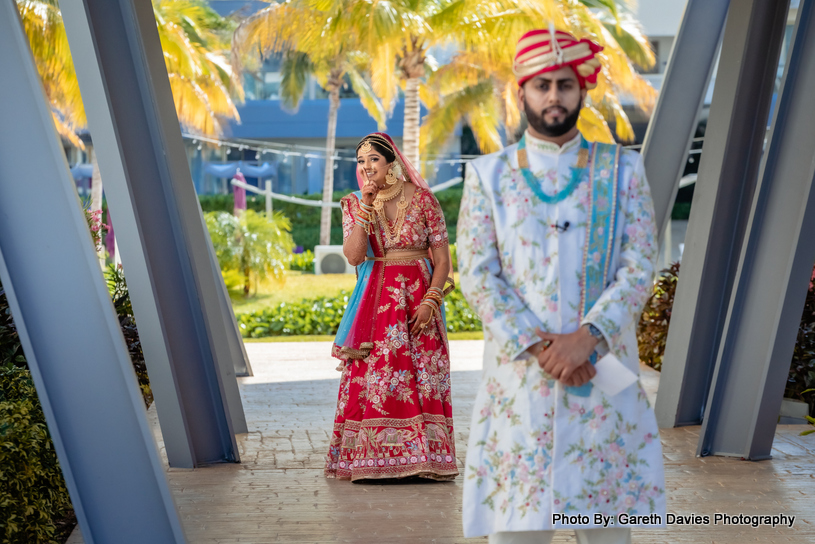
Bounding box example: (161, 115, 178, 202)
(325, 414, 458, 481)
(327, 462, 459, 481)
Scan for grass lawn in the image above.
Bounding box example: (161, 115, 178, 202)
(229, 271, 357, 315)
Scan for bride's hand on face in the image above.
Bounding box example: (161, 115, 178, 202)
(360, 168, 379, 206)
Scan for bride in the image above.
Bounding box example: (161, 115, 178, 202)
(324, 132, 458, 481)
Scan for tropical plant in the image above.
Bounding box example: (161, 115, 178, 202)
(104, 264, 152, 407)
(17, 0, 243, 260)
(0, 283, 76, 542)
(422, 0, 657, 154)
(0, 364, 75, 543)
(205, 210, 296, 296)
(637, 262, 680, 372)
(232, 3, 387, 246)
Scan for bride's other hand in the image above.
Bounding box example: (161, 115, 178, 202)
(360, 168, 378, 205)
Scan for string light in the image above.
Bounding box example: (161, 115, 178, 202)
(182, 133, 473, 166)
(181, 132, 664, 168)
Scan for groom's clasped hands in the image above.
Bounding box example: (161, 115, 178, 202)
(531, 326, 599, 387)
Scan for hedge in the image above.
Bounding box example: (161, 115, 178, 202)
(199, 186, 464, 253)
(0, 365, 74, 544)
(237, 287, 481, 338)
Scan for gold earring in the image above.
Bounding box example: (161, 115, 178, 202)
(385, 165, 398, 185)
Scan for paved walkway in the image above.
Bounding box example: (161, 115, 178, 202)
(69, 341, 814, 543)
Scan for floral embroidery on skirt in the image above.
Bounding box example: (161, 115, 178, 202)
(326, 264, 458, 481)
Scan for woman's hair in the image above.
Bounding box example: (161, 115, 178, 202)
(356, 136, 396, 163)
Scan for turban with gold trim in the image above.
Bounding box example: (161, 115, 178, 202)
(513, 25, 603, 89)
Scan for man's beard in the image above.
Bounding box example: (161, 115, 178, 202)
(524, 99, 581, 138)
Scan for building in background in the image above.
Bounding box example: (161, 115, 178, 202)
(187, 1, 463, 197)
(67, 0, 801, 198)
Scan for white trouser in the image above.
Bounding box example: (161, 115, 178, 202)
(488, 528, 631, 544)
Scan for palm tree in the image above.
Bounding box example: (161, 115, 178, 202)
(335, 0, 464, 168)
(232, 3, 387, 246)
(421, 0, 657, 154)
(17, 0, 242, 258)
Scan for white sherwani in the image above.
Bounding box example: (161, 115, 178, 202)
(458, 131, 666, 537)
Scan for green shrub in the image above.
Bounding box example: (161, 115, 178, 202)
(442, 288, 482, 333)
(637, 262, 680, 372)
(637, 262, 815, 418)
(671, 201, 692, 221)
(104, 265, 152, 407)
(0, 292, 24, 371)
(236, 284, 481, 338)
(288, 250, 315, 272)
(0, 365, 73, 544)
(237, 292, 350, 337)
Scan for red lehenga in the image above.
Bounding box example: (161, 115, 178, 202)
(325, 187, 458, 481)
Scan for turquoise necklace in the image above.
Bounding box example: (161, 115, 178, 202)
(516, 133, 590, 204)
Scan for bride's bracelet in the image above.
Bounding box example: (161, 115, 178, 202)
(423, 288, 444, 305)
(355, 215, 371, 232)
(426, 287, 444, 300)
(358, 201, 374, 213)
(420, 298, 440, 314)
(423, 294, 442, 308)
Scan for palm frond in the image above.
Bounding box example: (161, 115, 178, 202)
(602, 15, 656, 70)
(346, 63, 387, 130)
(421, 80, 496, 155)
(370, 41, 400, 113)
(577, 105, 615, 144)
(280, 51, 314, 112)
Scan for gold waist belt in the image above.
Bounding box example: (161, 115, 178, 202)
(365, 250, 429, 262)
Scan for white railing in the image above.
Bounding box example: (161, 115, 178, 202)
(229, 176, 466, 213)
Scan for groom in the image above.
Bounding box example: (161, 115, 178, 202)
(457, 28, 666, 544)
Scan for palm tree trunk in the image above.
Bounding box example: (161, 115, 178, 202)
(90, 150, 105, 268)
(402, 77, 421, 167)
(320, 74, 342, 246)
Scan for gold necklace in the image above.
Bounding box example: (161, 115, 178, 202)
(374, 179, 409, 245)
(376, 177, 404, 201)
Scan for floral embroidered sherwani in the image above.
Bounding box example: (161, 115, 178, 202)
(458, 131, 666, 537)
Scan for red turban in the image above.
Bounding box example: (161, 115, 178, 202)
(513, 26, 603, 89)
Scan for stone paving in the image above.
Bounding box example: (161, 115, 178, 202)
(69, 340, 815, 543)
